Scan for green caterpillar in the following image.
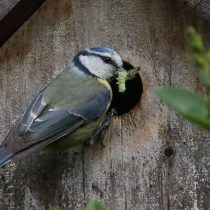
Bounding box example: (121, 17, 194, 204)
(116, 68, 140, 93)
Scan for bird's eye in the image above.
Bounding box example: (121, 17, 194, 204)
(103, 57, 111, 64)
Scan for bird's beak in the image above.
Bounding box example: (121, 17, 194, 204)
(118, 66, 126, 72)
(114, 66, 126, 78)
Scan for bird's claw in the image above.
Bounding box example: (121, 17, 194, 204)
(85, 109, 117, 147)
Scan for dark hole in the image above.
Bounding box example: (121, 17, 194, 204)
(109, 60, 143, 116)
(164, 147, 174, 157)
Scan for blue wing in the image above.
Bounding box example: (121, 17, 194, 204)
(0, 74, 111, 167)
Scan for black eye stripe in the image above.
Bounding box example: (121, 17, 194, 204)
(87, 53, 118, 67)
(75, 51, 119, 68)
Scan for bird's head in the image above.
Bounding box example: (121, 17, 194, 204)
(73, 47, 125, 80)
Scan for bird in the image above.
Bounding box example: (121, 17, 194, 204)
(0, 47, 125, 167)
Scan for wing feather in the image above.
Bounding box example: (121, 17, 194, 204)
(19, 93, 47, 135)
(0, 71, 112, 163)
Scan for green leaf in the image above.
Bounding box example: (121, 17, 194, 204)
(155, 88, 210, 131)
(85, 201, 107, 210)
(201, 70, 210, 88)
(186, 27, 210, 88)
(186, 27, 205, 55)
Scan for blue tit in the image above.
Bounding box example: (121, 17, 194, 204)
(0, 47, 125, 167)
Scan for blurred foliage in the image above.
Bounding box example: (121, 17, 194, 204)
(155, 27, 210, 131)
(51, 208, 64, 210)
(85, 201, 107, 210)
(187, 27, 210, 88)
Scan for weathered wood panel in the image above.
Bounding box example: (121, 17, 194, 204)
(0, 0, 46, 47)
(0, 0, 210, 210)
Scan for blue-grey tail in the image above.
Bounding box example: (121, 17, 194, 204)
(0, 148, 13, 167)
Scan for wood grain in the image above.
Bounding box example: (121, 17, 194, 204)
(0, 0, 210, 209)
(0, 0, 46, 47)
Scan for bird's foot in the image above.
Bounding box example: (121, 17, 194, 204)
(85, 109, 117, 147)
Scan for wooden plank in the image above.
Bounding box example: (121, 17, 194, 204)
(0, 0, 46, 47)
(0, 0, 210, 209)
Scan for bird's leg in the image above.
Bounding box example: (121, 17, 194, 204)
(85, 109, 117, 147)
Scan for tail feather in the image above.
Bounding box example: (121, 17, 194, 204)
(0, 148, 13, 167)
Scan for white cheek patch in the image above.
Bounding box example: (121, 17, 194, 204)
(113, 53, 123, 67)
(79, 55, 90, 68)
(79, 55, 113, 78)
